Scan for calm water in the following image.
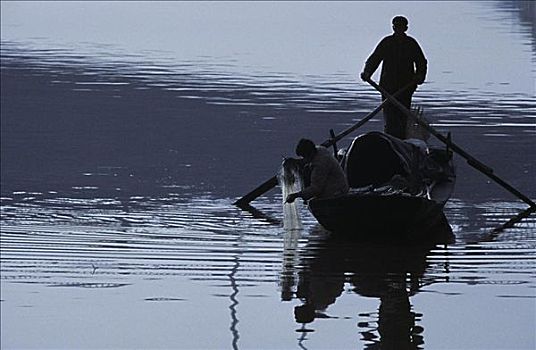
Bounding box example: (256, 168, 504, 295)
(1, 1, 535, 349)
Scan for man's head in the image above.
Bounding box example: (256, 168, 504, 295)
(392, 16, 408, 34)
(295, 138, 316, 161)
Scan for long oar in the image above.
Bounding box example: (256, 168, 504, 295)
(234, 81, 416, 207)
(364, 77, 536, 209)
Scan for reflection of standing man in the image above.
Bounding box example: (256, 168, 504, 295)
(361, 16, 427, 139)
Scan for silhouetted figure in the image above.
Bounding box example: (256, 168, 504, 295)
(285, 139, 349, 203)
(377, 281, 422, 350)
(361, 16, 427, 139)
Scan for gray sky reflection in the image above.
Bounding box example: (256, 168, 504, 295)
(1, 1, 534, 94)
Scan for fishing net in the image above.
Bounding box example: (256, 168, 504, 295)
(278, 158, 304, 230)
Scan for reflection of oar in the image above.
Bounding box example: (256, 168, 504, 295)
(238, 203, 281, 225)
(364, 77, 536, 208)
(480, 206, 535, 243)
(234, 81, 416, 207)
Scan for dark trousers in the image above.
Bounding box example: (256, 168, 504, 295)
(382, 90, 413, 139)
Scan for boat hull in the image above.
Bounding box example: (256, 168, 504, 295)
(308, 193, 451, 242)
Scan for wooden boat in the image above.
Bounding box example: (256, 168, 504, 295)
(307, 131, 456, 239)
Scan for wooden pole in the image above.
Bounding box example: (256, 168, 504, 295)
(234, 81, 417, 207)
(364, 77, 536, 209)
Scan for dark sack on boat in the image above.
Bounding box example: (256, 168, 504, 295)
(343, 132, 428, 189)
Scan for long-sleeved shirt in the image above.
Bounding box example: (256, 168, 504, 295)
(363, 33, 427, 92)
(299, 146, 349, 200)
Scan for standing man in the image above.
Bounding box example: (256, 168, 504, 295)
(360, 16, 427, 139)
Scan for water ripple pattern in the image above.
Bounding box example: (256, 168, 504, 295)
(1, 195, 534, 288)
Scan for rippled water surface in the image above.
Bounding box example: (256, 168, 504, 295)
(1, 1, 535, 349)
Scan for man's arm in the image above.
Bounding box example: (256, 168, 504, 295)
(413, 40, 427, 84)
(361, 38, 387, 80)
(286, 160, 330, 202)
(298, 164, 328, 201)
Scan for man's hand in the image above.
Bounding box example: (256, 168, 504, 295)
(286, 193, 299, 204)
(360, 71, 371, 81)
(415, 73, 425, 85)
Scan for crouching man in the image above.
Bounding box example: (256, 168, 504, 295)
(286, 139, 349, 203)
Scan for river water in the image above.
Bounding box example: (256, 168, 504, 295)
(1, 1, 535, 349)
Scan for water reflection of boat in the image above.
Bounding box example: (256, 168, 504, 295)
(293, 225, 451, 349)
(307, 131, 456, 239)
